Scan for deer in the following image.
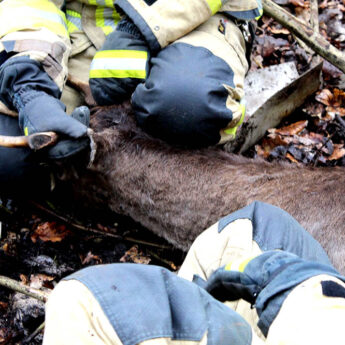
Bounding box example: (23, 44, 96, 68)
(51, 101, 345, 274)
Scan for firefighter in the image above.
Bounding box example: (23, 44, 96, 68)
(42, 202, 343, 344)
(0, 0, 261, 191)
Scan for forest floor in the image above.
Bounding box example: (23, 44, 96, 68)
(0, 0, 344, 343)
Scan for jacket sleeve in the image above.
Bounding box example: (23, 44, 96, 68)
(0, 0, 71, 95)
(115, 0, 262, 53)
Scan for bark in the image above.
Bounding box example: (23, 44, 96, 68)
(0, 275, 49, 302)
(263, 0, 345, 73)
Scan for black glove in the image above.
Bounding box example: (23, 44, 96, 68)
(0, 56, 89, 159)
(14, 89, 88, 138)
(89, 16, 150, 105)
(45, 106, 90, 160)
(195, 251, 342, 336)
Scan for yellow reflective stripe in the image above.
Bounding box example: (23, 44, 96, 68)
(224, 101, 246, 136)
(94, 50, 148, 59)
(95, 6, 119, 36)
(24, 127, 29, 136)
(225, 256, 255, 272)
(255, 8, 264, 20)
(90, 69, 146, 79)
(66, 21, 79, 33)
(95, 7, 105, 28)
(0, 0, 68, 38)
(90, 50, 148, 79)
(88, 0, 114, 7)
(102, 26, 114, 35)
(206, 0, 222, 15)
(66, 9, 81, 18)
(66, 10, 82, 33)
(104, 0, 115, 8)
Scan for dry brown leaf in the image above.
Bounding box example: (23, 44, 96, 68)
(316, 89, 333, 106)
(290, 0, 309, 7)
(19, 274, 28, 285)
(274, 120, 308, 136)
(286, 152, 299, 163)
(315, 88, 345, 116)
(268, 26, 290, 35)
(267, 133, 292, 146)
(255, 145, 270, 158)
(0, 302, 8, 311)
(328, 145, 345, 160)
(31, 222, 71, 243)
(29, 274, 55, 289)
(82, 251, 102, 265)
(120, 246, 151, 264)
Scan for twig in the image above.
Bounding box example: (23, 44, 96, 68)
(263, 0, 345, 73)
(0, 275, 49, 302)
(22, 322, 45, 344)
(310, 0, 319, 34)
(147, 249, 177, 270)
(312, 132, 335, 167)
(29, 201, 172, 250)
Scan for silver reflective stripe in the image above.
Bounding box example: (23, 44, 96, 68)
(26, 8, 67, 29)
(66, 14, 82, 31)
(103, 7, 117, 30)
(90, 57, 147, 71)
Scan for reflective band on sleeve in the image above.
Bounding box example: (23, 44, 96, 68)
(225, 256, 255, 272)
(66, 9, 82, 33)
(0, 0, 68, 38)
(88, 0, 114, 7)
(90, 50, 148, 79)
(224, 100, 246, 136)
(206, 0, 222, 15)
(255, 8, 264, 20)
(95, 6, 120, 35)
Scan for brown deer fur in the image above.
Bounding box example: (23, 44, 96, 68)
(65, 102, 345, 273)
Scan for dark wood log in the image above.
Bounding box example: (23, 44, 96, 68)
(59, 103, 345, 274)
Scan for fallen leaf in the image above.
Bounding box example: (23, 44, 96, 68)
(274, 120, 308, 136)
(0, 301, 8, 311)
(120, 246, 151, 264)
(31, 222, 71, 243)
(328, 144, 345, 160)
(286, 152, 299, 163)
(82, 251, 102, 265)
(290, 0, 309, 7)
(19, 274, 28, 285)
(268, 26, 290, 35)
(255, 144, 270, 158)
(316, 89, 333, 106)
(29, 274, 55, 289)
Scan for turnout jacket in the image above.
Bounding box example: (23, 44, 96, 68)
(0, 0, 261, 110)
(0, 0, 262, 148)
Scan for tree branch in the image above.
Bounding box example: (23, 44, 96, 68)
(0, 275, 50, 302)
(263, 0, 345, 73)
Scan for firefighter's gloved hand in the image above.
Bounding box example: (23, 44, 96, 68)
(46, 106, 90, 160)
(14, 89, 88, 138)
(13, 89, 90, 159)
(90, 16, 150, 105)
(195, 250, 342, 336)
(193, 255, 260, 305)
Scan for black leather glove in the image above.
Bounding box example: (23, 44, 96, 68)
(195, 251, 342, 336)
(0, 56, 89, 159)
(89, 16, 150, 105)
